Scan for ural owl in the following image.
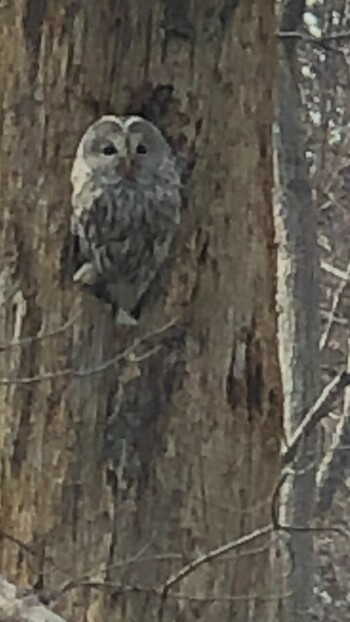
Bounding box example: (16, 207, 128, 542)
(70, 115, 181, 324)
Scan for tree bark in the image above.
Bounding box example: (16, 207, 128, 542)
(0, 2, 281, 621)
(275, 1, 320, 620)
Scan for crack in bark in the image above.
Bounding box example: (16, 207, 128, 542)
(22, 0, 47, 80)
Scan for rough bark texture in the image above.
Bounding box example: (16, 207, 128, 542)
(0, 2, 281, 621)
(275, 0, 320, 620)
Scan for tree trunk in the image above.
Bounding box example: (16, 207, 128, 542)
(0, 2, 281, 621)
(275, 1, 320, 620)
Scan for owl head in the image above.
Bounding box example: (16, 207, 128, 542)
(72, 115, 174, 186)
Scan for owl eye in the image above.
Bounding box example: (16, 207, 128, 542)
(136, 144, 147, 155)
(102, 144, 118, 156)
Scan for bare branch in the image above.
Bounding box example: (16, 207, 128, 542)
(0, 309, 82, 352)
(272, 469, 350, 540)
(319, 260, 350, 350)
(278, 29, 350, 43)
(321, 260, 350, 281)
(282, 371, 350, 467)
(163, 590, 292, 603)
(161, 525, 273, 594)
(276, 30, 347, 53)
(0, 529, 37, 558)
(0, 318, 178, 386)
(0, 367, 72, 386)
(59, 576, 292, 604)
(317, 338, 350, 512)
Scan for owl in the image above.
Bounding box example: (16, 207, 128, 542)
(69, 115, 181, 324)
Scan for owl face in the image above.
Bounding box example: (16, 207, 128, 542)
(74, 115, 172, 185)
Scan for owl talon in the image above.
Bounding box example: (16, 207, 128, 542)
(115, 309, 138, 326)
(73, 262, 98, 286)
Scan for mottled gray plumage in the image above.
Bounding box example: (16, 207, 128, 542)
(70, 115, 181, 324)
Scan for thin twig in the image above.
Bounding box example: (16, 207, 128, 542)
(0, 310, 82, 352)
(161, 525, 273, 594)
(0, 529, 37, 557)
(0, 367, 72, 385)
(0, 318, 178, 386)
(157, 524, 273, 621)
(278, 29, 350, 42)
(321, 260, 349, 281)
(59, 578, 291, 603)
(271, 469, 291, 529)
(163, 589, 292, 603)
(277, 29, 347, 52)
(282, 371, 350, 466)
(317, 338, 350, 512)
(272, 469, 350, 543)
(319, 261, 350, 350)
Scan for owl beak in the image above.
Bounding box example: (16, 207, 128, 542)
(118, 156, 134, 178)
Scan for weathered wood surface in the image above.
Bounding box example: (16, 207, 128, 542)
(0, 1, 281, 621)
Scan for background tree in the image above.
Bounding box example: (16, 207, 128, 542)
(276, 1, 350, 620)
(0, 2, 281, 621)
(275, 1, 320, 621)
(301, 1, 350, 620)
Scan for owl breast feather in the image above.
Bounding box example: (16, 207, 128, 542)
(71, 173, 181, 311)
